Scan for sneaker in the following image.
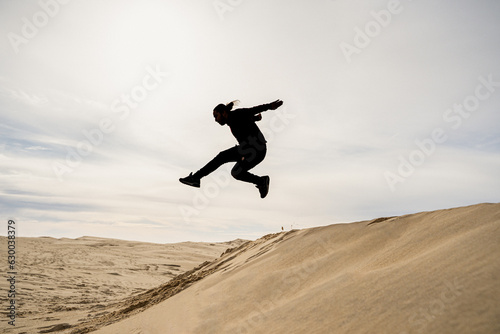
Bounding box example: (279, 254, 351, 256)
(257, 175, 270, 198)
(179, 173, 200, 188)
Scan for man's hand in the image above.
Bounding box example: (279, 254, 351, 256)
(268, 99, 283, 110)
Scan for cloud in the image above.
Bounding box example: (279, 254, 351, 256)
(1, 0, 499, 243)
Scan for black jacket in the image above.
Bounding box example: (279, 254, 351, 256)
(226, 104, 270, 146)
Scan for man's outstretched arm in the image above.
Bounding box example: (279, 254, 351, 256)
(238, 99, 284, 116)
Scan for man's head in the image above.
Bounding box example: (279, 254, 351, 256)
(213, 103, 229, 125)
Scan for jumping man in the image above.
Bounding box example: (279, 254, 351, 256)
(179, 99, 284, 198)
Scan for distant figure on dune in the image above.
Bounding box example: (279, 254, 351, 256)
(180, 99, 284, 198)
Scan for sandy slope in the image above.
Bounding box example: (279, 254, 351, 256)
(0, 236, 246, 334)
(90, 203, 500, 334)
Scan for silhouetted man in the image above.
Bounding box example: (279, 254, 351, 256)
(180, 99, 283, 198)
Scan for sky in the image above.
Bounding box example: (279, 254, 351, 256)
(1, 0, 499, 243)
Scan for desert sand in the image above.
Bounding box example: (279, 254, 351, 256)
(0, 236, 246, 334)
(2, 203, 499, 333)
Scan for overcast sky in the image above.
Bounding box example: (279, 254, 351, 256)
(1, 0, 499, 243)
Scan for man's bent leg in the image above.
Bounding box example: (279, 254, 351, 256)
(230, 146, 266, 184)
(231, 165, 262, 184)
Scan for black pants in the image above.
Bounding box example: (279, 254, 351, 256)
(194, 144, 267, 185)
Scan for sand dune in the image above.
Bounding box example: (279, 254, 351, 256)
(87, 203, 500, 334)
(0, 236, 246, 334)
(2, 203, 499, 333)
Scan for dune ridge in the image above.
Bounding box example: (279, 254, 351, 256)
(91, 203, 500, 334)
(1, 203, 498, 333)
